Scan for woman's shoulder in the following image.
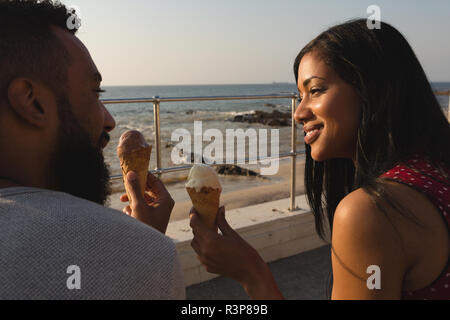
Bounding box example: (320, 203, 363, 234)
(333, 185, 403, 239)
(332, 181, 425, 270)
(331, 187, 410, 298)
(332, 184, 413, 257)
(334, 179, 449, 293)
(334, 179, 443, 249)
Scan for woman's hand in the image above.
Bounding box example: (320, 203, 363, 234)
(120, 171, 175, 234)
(189, 206, 284, 300)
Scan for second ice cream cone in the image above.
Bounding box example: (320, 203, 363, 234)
(118, 145, 152, 206)
(186, 186, 221, 231)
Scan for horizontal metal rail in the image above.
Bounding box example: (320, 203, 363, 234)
(109, 150, 305, 180)
(102, 93, 298, 105)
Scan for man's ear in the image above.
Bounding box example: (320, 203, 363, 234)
(7, 78, 54, 128)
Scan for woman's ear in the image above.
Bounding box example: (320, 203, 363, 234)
(7, 78, 52, 128)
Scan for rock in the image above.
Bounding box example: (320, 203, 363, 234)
(266, 119, 289, 126)
(216, 164, 259, 177)
(232, 115, 244, 122)
(230, 110, 291, 126)
(185, 110, 194, 115)
(181, 152, 260, 177)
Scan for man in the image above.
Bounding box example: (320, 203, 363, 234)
(0, 0, 185, 299)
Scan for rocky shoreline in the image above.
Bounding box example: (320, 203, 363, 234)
(216, 164, 260, 177)
(181, 153, 261, 177)
(229, 110, 291, 127)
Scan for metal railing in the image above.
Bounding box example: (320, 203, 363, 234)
(102, 90, 450, 212)
(434, 90, 450, 121)
(103, 93, 302, 211)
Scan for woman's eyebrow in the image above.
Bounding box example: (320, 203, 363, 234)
(297, 76, 326, 94)
(302, 76, 325, 88)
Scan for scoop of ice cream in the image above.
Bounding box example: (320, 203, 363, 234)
(185, 164, 222, 192)
(117, 130, 150, 155)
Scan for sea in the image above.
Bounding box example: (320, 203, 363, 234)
(102, 83, 299, 178)
(101, 82, 450, 179)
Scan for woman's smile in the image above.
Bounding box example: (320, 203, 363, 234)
(304, 125, 324, 144)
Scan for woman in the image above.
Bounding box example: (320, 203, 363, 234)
(189, 19, 450, 299)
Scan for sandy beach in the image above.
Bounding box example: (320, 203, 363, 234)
(107, 157, 306, 223)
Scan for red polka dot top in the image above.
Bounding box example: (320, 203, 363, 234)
(379, 153, 450, 300)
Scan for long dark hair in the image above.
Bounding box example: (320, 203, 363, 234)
(293, 19, 450, 243)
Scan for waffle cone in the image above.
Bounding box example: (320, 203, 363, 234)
(118, 145, 152, 206)
(186, 186, 221, 231)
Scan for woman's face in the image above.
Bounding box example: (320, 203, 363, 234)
(295, 51, 361, 162)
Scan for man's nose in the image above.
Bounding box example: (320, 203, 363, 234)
(102, 103, 116, 133)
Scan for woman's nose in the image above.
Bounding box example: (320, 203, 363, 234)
(294, 99, 315, 125)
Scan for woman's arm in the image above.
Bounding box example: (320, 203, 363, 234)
(190, 207, 284, 300)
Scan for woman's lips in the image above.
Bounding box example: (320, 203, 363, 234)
(304, 126, 323, 144)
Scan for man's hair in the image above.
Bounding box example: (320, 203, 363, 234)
(0, 0, 78, 102)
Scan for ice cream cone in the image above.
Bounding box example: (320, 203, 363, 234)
(117, 144, 151, 206)
(186, 186, 221, 231)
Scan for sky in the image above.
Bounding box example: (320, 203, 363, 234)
(65, 0, 450, 86)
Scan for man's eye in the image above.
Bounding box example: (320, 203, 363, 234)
(95, 89, 106, 97)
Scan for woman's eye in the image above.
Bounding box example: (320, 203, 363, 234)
(297, 87, 323, 101)
(310, 88, 322, 95)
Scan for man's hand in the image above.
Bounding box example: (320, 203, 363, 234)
(120, 171, 175, 234)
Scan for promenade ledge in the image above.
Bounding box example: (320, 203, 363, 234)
(166, 194, 329, 287)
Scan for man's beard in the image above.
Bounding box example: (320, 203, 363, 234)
(52, 98, 112, 205)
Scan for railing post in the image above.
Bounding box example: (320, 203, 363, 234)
(290, 95, 297, 211)
(448, 93, 450, 122)
(153, 96, 162, 177)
